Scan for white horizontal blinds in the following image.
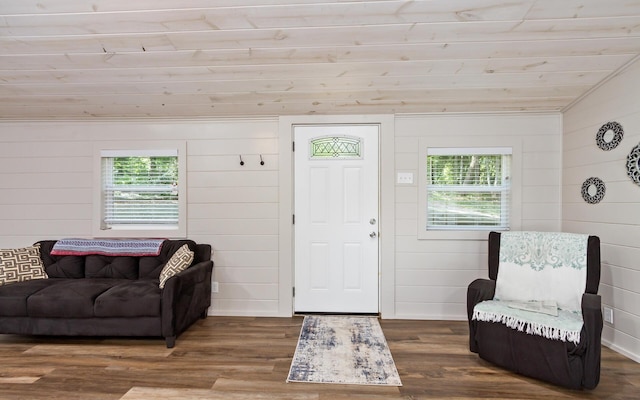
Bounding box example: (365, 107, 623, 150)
(101, 149, 179, 229)
(426, 147, 511, 230)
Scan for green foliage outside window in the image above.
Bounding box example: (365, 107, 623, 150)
(427, 154, 509, 229)
(112, 156, 178, 186)
(427, 155, 503, 186)
(104, 156, 179, 225)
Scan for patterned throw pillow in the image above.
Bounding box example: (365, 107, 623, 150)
(158, 244, 194, 289)
(0, 244, 48, 286)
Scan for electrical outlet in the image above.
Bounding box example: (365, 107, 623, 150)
(603, 306, 614, 324)
(212, 281, 219, 293)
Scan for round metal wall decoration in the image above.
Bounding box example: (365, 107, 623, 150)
(596, 121, 624, 151)
(627, 143, 640, 186)
(581, 177, 606, 204)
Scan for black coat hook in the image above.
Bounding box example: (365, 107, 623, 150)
(239, 155, 244, 166)
(260, 155, 265, 166)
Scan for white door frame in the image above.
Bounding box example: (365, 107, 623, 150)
(277, 115, 396, 318)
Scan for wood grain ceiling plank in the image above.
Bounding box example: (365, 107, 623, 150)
(0, 1, 535, 35)
(0, 47, 636, 71)
(0, 53, 633, 79)
(0, 97, 571, 118)
(2, 38, 640, 66)
(3, 16, 640, 53)
(0, 69, 611, 90)
(0, 0, 420, 15)
(0, 86, 588, 107)
(3, 0, 639, 29)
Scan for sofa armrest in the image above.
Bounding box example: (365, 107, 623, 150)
(161, 260, 214, 346)
(166, 260, 212, 289)
(581, 292, 603, 389)
(467, 278, 495, 353)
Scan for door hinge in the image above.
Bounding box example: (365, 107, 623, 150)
(292, 214, 295, 224)
(293, 287, 295, 297)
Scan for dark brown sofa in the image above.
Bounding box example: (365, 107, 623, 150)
(0, 239, 213, 348)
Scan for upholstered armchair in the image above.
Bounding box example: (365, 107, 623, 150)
(467, 231, 602, 389)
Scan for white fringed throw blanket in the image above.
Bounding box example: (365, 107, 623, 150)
(473, 231, 589, 344)
(473, 300, 583, 344)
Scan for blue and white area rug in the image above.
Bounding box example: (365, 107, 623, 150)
(286, 315, 402, 386)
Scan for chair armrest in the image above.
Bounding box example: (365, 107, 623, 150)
(161, 260, 214, 340)
(581, 292, 603, 389)
(467, 278, 495, 320)
(467, 278, 495, 353)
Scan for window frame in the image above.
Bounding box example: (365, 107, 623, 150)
(426, 147, 511, 231)
(417, 136, 522, 240)
(92, 141, 187, 238)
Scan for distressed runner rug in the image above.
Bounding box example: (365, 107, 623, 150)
(286, 315, 402, 386)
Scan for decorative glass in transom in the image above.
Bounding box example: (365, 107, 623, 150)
(310, 136, 361, 159)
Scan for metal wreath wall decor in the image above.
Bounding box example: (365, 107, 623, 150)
(596, 121, 624, 151)
(581, 177, 606, 204)
(627, 143, 640, 187)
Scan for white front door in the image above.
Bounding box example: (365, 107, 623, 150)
(294, 124, 379, 313)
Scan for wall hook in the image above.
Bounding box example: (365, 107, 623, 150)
(239, 155, 244, 166)
(259, 155, 265, 166)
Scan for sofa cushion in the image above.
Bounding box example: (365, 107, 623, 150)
(94, 280, 161, 317)
(0, 244, 48, 286)
(27, 279, 121, 318)
(37, 240, 86, 278)
(43, 256, 85, 278)
(85, 255, 139, 279)
(159, 244, 194, 289)
(0, 279, 59, 316)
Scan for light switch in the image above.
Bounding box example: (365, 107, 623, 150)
(397, 172, 414, 184)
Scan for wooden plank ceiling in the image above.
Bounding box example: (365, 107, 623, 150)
(1, 0, 640, 119)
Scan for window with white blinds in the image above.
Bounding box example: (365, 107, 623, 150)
(426, 147, 511, 230)
(100, 149, 180, 230)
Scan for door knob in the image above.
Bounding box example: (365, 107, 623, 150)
(369, 231, 377, 238)
(369, 218, 376, 225)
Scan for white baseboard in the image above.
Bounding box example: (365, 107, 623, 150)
(207, 310, 279, 317)
(602, 339, 640, 364)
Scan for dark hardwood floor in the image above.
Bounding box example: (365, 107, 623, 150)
(0, 317, 638, 399)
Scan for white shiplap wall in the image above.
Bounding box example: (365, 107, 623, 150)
(0, 112, 563, 322)
(0, 118, 280, 316)
(394, 113, 562, 319)
(563, 59, 640, 362)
